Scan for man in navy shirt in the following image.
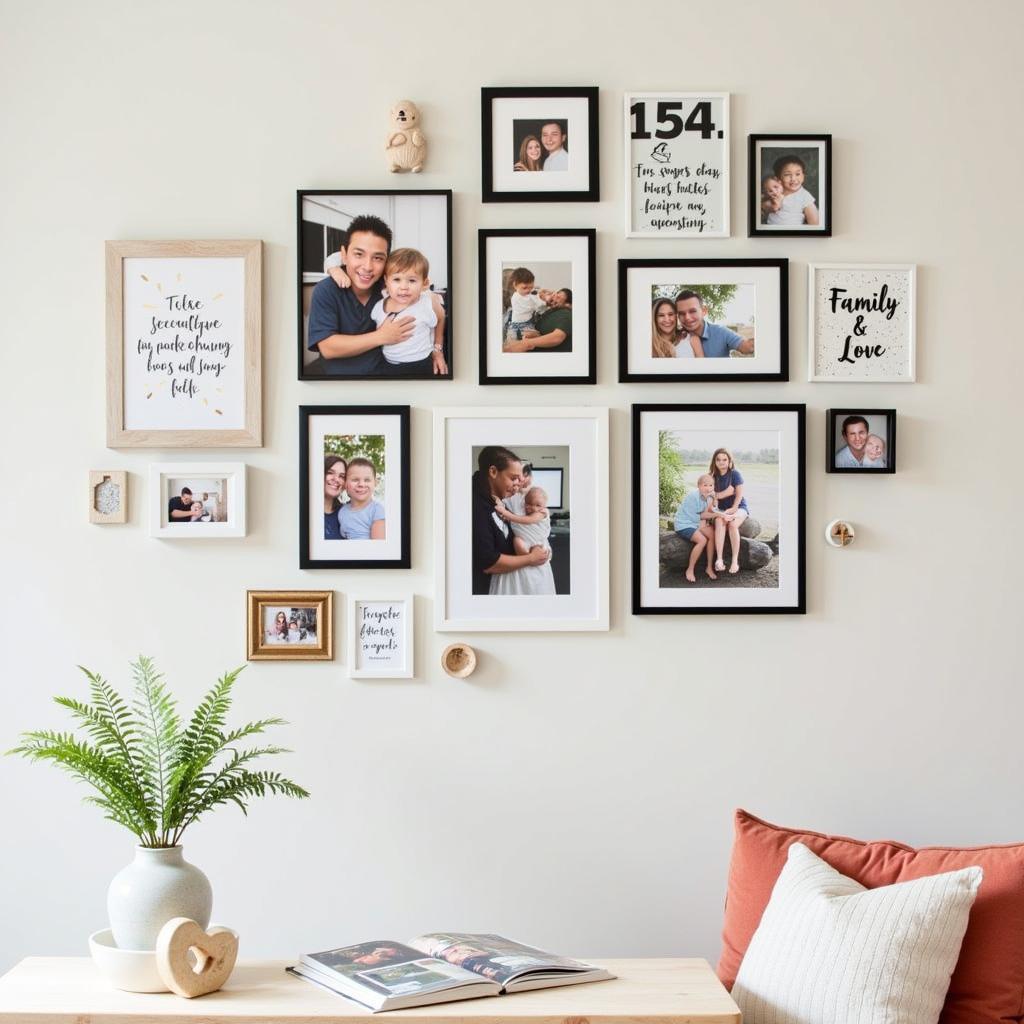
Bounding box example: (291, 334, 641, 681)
(675, 290, 755, 358)
(305, 215, 415, 376)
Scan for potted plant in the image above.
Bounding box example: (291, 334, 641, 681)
(8, 656, 309, 950)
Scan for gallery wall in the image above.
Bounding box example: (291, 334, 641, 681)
(2, 0, 1022, 974)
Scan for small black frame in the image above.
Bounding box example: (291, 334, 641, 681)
(481, 87, 600, 203)
(826, 409, 897, 474)
(478, 228, 597, 385)
(618, 258, 789, 383)
(299, 405, 411, 570)
(748, 134, 832, 238)
(296, 189, 453, 382)
(631, 403, 806, 615)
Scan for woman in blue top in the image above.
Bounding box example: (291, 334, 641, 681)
(323, 455, 347, 540)
(710, 447, 749, 575)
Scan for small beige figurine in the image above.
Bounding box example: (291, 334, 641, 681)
(386, 100, 427, 173)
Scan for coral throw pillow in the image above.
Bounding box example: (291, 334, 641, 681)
(718, 809, 1024, 1024)
(732, 842, 981, 1024)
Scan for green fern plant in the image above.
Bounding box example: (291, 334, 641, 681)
(7, 656, 309, 847)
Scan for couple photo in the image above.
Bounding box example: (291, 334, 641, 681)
(650, 284, 755, 360)
(471, 445, 571, 597)
(501, 261, 573, 354)
(299, 191, 452, 380)
(322, 435, 387, 541)
(512, 119, 569, 172)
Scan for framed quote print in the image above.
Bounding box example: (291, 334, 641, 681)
(632, 404, 806, 615)
(348, 595, 414, 678)
(105, 240, 262, 447)
(619, 259, 788, 382)
(478, 228, 596, 385)
(808, 264, 916, 382)
(624, 92, 730, 238)
(434, 407, 609, 632)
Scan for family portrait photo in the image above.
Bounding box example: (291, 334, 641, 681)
(297, 190, 452, 380)
(633, 405, 805, 614)
(149, 463, 246, 538)
(749, 134, 831, 237)
(478, 229, 595, 385)
(620, 259, 788, 382)
(827, 409, 897, 473)
(482, 87, 599, 202)
(470, 444, 571, 598)
(434, 408, 608, 632)
(300, 406, 410, 570)
(246, 590, 333, 661)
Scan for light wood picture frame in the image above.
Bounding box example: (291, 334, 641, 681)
(348, 595, 414, 678)
(106, 239, 262, 447)
(247, 590, 333, 661)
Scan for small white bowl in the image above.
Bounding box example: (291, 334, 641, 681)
(89, 928, 169, 992)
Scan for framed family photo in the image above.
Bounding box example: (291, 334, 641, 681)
(105, 239, 262, 448)
(619, 259, 788, 382)
(247, 590, 333, 661)
(827, 409, 897, 474)
(149, 463, 246, 538)
(481, 87, 599, 203)
(348, 595, 414, 679)
(624, 92, 730, 238)
(632, 404, 806, 615)
(297, 190, 452, 381)
(299, 406, 410, 570)
(478, 228, 596, 385)
(433, 407, 609, 632)
(808, 263, 916, 382)
(748, 134, 831, 237)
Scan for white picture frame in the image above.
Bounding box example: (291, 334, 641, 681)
(624, 92, 730, 239)
(348, 595, 414, 679)
(807, 263, 916, 382)
(149, 463, 247, 538)
(434, 407, 609, 633)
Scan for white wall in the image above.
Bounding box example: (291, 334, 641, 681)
(2, 0, 1022, 975)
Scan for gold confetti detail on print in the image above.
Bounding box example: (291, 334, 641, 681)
(156, 283, 163, 293)
(140, 274, 150, 282)
(211, 293, 223, 301)
(143, 303, 157, 310)
(146, 392, 153, 399)
(203, 398, 209, 406)
(176, 273, 182, 283)
(214, 409, 223, 416)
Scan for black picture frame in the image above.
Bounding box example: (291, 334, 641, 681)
(481, 87, 600, 203)
(478, 228, 596, 385)
(299, 405, 411, 570)
(826, 409, 897, 474)
(748, 134, 832, 238)
(618, 258, 789, 383)
(296, 190, 453, 382)
(631, 403, 806, 615)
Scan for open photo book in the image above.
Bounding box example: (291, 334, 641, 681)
(287, 932, 615, 1012)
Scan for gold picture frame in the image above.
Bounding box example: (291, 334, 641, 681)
(247, 591, 333, 661)
(105, 239, 262, 448)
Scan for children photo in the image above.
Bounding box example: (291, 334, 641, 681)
(297, 191, 452, 380)
(620, 259, 788, 382)
(470, 444, 571, 597)
(511, 119, 568, 172)
(633, 405, 805, 614)
(478, 229, 595, 385)
(300, 406, 410, 570)
(827, 409, 897, 473)
(166, 477, 227, 523)
(322, 434, 387, 541)
(262, 605, 318, 645)
(748, 134, 831, 236)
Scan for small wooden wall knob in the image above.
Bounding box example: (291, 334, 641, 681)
(155, 917, 239, 998)
(442, 643, 477, 678)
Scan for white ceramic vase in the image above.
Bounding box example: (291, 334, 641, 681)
(107, 846, 212, 950)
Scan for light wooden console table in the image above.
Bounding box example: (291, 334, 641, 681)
(0, 956, 739, 1023)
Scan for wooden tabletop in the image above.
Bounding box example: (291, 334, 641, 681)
(0, 956, 740, 1023)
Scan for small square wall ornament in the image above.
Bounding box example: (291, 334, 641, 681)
(89, 471, 128, 524)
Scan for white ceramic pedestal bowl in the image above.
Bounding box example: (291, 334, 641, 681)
(89, 928, 169, 992)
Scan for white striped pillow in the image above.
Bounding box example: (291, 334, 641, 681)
(732, 841, 982, 1024)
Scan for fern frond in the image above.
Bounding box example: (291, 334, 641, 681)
(129, 656, 180, 840)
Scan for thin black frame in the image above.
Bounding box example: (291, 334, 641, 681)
(295, 190, 454, 382)
(631, 403, 807, 615)
(299, 405, 411, 570)
(826, 408, 897, 474)
(748, 134, 832, 238)
(478, 228, 597, 385)
(481, 87, 600, 203)
(618, 258, 789, 383)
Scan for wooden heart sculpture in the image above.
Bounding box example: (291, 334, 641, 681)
(155, 917, 239, 998)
